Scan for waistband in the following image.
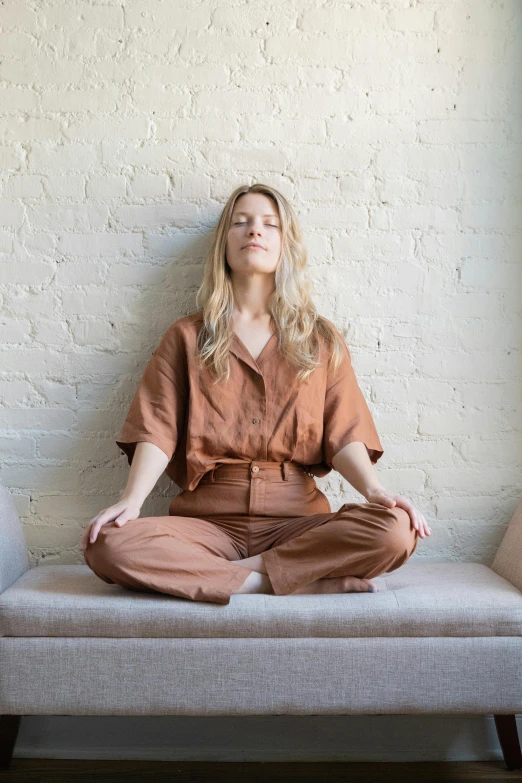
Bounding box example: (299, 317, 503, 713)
(203, 460, 311, 483)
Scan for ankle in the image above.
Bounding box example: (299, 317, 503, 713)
(233, 570, 273, 595)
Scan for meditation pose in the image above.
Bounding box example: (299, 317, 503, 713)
(81, 183, 430, 604)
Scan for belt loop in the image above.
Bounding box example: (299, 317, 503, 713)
(282, 461, 289, 481)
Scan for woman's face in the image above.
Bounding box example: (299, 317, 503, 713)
(225, 192, 282, 276)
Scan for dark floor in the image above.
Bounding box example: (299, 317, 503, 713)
(1, 760, 522, 782)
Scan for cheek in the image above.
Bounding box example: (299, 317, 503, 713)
(226, 232, 239, 252)
(268, 235, 282, 253)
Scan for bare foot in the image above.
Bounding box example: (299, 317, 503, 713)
(232, 570, 274, 595)
(230, 571, 378, 597)
(288, 575, 378, 595)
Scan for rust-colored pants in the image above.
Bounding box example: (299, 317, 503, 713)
(84, 460, 419, 605)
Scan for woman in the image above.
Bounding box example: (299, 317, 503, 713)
(81, 183, 431, 604)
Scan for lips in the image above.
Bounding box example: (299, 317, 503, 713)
(243, 244, 265, 250)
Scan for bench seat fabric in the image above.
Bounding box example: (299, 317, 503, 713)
(1, 561, 521, 639)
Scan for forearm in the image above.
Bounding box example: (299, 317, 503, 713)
(120, 441, 169, 506)
(331, 441, 385, 501)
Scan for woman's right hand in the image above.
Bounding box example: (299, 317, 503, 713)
(80, 498, 142, 551)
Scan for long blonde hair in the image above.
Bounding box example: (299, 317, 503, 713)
(195, 182, 346, 385)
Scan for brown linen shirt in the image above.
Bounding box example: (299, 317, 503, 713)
(115, 310, 384, 492)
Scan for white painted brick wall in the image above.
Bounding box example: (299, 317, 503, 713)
(0, 0, 520, 569)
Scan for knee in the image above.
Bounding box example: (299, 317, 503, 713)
(83, 546, 115, 584)
(86, 523, 117, 553)
(380, 506, 417, 558)
(84, 524, 125, 576)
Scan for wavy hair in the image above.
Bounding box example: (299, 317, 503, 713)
(194, 182, 347, 385)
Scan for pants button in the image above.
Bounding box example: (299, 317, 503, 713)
(251, 465, 259, 473)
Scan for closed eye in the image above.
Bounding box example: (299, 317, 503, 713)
(234, 222, 278, 227)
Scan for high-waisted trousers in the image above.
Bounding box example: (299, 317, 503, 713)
(84, 460, 419, 605)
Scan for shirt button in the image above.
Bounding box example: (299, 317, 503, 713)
(252, 418, 259, 424)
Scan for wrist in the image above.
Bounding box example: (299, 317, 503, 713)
(119, 491, 144, 508)
(363, 484, 387, 501)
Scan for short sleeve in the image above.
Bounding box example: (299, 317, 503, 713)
(322, 338, 384, 468)
(115, 324, 187, 466)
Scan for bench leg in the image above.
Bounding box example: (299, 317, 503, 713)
(0, 714, 21, 770)
(494, 714, 522, 770)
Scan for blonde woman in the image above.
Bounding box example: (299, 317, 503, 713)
(81, 183, 430, 604)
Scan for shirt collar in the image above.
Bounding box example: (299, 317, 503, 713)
(193, 310, 279, 373)
(230, 332, 279, 373)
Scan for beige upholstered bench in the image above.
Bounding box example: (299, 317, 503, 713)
(1, 481, 521, 770)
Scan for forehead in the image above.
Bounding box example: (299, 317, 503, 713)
(232, 193, 280, 218)
(233, 210, 280, 218)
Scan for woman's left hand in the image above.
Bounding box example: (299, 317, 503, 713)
(365, 489, 432, 539)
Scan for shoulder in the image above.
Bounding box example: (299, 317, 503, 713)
(174, 309, 204, 328)
(150, 312, 202, 362)
(161, 310, 203, 342)
(174, 310, 203, 333)
(317, 314, 335, 329)
(316, 314, 344, 340)
(314, 315, 349, 359)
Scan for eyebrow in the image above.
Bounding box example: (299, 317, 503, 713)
(232, 211, 280, 219)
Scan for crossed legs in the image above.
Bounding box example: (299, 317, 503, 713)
(84, 502, 418, 604)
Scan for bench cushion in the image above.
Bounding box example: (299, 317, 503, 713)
(1, 561, 521, 638)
